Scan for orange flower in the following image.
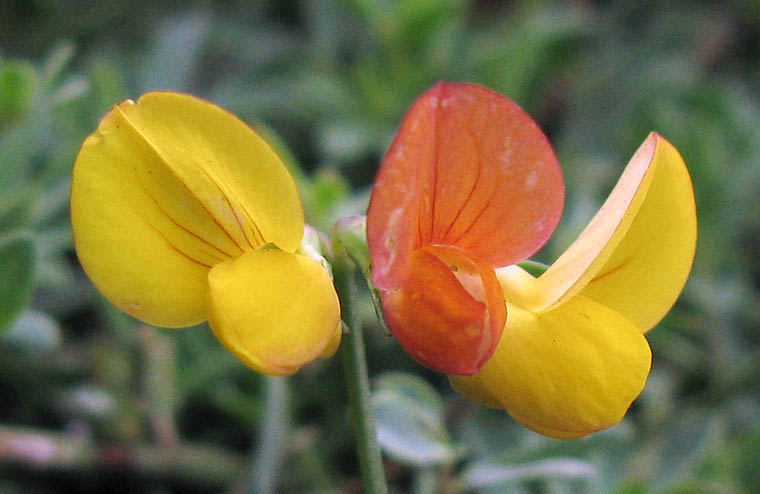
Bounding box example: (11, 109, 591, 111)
(367, 82, 564, 375)
(367, 82, 696, 438)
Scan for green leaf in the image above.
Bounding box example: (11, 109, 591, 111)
(250, 119, 306, 185)
(302, 166, 353, 232)
(0, 233, 36, 333)
(0, 184, 39, 231)
(372, 372, 459, 466)
(0, 120, 49, 191)
(138, 10, 210, 91)
(317, 119, 379, 163)
(466, 9, 588, 109)
(334, 215, 370, 280)
(0, 60, 38, 121)
(310, 168, 350, 212)
(47, 75, 89, 109)
(89, 58, 129, 116)
(651, 410, 718, 490)
(1, 310, 61, 351)
(347, 0, 462, 50)
(393, 0, 463, 49)
(460, 458, 597, 489)
(40, 41, 76, 91)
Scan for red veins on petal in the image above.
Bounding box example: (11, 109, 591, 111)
(367, 81, 564, 374)
(380, 245, 507, 375)
(368, 82, 564, 291)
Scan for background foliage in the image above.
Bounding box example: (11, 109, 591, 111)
(1, 1, 759, 492)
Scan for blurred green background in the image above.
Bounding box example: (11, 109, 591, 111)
(1, 0, 759, 492)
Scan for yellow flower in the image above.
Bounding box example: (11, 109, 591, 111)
(70, 92, 341, 375)
(450, 132, 696, 438)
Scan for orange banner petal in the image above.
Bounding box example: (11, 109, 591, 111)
(368, 82, 564, 290)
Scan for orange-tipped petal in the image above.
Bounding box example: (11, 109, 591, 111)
(523, 133, 696, 331)
(380, 245, 506, 375)
(578, 136, 696, 331)
(450, 296, 651, 438)
(368, 82, 564, 290)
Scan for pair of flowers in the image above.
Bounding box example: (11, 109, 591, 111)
(70, 83, 696, 438)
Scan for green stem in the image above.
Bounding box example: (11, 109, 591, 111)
(249, 376, 289, 494)
(412, 468, 440, 494)
(140, 325, 178, 448)
(334, 260, 388, 494)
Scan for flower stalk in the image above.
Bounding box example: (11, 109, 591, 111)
(333, 254, 388, 494)
(248, 376, 289, 494)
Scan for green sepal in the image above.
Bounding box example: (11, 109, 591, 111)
(333, 215, 391, 335)
(518, 260, 549, 277)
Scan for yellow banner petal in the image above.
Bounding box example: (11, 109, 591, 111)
(207, 249, 341, 376)
(114, 92, 304, 252)
(524, 133, 696, 331)
(71, 92, 305, 328)
(450, 296, 651, 439)
(72, 105, 230, 327)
